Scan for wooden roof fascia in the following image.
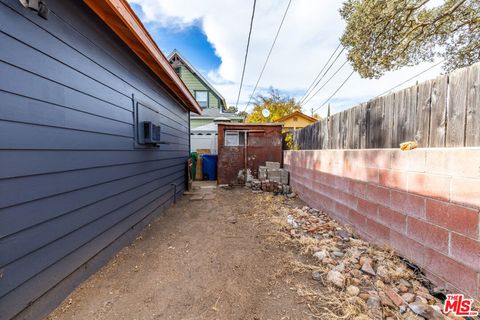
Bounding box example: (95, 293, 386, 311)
(83, 0, 202, 114)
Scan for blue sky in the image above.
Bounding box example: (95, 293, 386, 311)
(130, 3, 221, 75)
(129, 0, 444, 117)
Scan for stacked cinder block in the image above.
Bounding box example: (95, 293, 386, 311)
(259, 166, 268, 181)
(266, 161, 280, 169)
(250, 162, 291, 195)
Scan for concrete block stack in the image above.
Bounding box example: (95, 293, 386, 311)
(258, 166, 268, 181)
(267, 169, 281, 183)
(248, 162, 292, 195)
(266, 161, 280, 169)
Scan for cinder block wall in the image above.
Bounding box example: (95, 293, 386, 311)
(284, 149, 480, 299)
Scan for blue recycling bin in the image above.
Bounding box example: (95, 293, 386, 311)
(202, 154, 218, 181)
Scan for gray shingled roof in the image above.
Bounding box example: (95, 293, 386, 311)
(190, 108, 244, 119)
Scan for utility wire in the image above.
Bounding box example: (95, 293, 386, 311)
(312, 70, 355, 113)
(311, 60, 443, 115)
(375, 60, 444, 98)
(301, 59, 349, 106)
(235, 0, 257, 109)
(298, 45, 344, 105)
(243, 0, 293, 112)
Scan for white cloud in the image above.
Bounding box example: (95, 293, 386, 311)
(130, 0, 443, 117)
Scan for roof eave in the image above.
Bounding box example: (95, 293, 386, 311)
(83, 0, 202, 114)
(168, 50, 227, 108)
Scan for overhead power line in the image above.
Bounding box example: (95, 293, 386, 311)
(375, 60, 444, 98)
(235, 0, 257, 109)
(312, 70, 355, 113)
(298, 44, 345, 105)
(301, 59, 349, 106)
(243, 0, 293, 112)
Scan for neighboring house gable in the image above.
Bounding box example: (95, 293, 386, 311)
(168, 50, 226, 110)
(277, 111, 318, 130)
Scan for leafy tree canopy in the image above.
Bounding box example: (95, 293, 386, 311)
(340, 0, 480, 78)
(245, 88, 301, 123)
(224, 106, 238, 113)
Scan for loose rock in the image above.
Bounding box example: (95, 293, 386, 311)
(384, 287, 404, 307)
(313, 250, 328, 261)
(311, 271, 322, 281)
(367, 295, 381, 309)
(401, 293, 416, 303)
(361, 261, 376, 276)
(409, 302, 444, 320)
(326, 270, 345, 288)
(346, 285, 360, 296)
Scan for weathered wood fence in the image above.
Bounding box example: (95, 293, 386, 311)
(294, 62, 480, 150)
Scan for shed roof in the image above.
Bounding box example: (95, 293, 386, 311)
(83, 0, 202, 114)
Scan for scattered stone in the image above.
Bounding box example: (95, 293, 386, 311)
(379, 291, 396, 308)
(361, 261, 376, 276)
(415, 295, 428, 304)
(286, 192, 296, 198)
(326, 270, 345, 288)
(416, 290, 435, 302)
(399, 284, 409, 293)
(322, 257, 336, 265)
(347, 247, 362, 259)
(287, 215, 298, 228)
(375, 279, 385, 289)
(376, 265, 390, 282)
(402, 293, 416, 303)
(384, 287, 404, 307)
(332, 251, 345, 258)
(290, 229, 300, 238)
(311, 271, 322, 281)
(336, 229, 351, 241)
(189, 194, 204, 201)
(313, 250, 328, 261)
(350, 269, 363, 278)
(399, 279, 412, 288)
(346, 285, 360, 296)
(227, 216, 237, 224)
(359, 256, 373, 266)
(367, 295, 381, 309)
(359, 293, 370, 301)
(350, 277, 361, 286)
(409, 302, 444, 320)
(266, 188, 449, 320)
(333, 262, 345, 272)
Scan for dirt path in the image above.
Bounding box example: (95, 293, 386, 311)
(48, 185, 312, 320)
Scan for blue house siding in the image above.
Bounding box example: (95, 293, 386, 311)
(0, 1, 189, 319)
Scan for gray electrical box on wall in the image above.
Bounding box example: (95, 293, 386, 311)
(142, 121, 161, 145)
(135, 102, 161, 147)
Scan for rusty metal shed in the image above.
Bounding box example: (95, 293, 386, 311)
(217, 123, 283, 185)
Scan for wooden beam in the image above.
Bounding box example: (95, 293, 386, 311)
(83, 0, 202, 114)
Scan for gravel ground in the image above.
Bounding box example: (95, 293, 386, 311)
(47, 185, 312, 320)
(48, 184, 478, 320)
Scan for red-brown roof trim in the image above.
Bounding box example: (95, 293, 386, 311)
(83, 0, 202, 114)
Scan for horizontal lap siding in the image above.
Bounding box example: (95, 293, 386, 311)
(0, 1, 189, 319)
